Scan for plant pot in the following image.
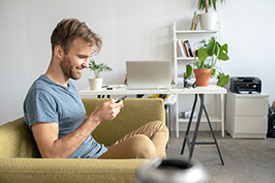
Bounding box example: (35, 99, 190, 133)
(200, 12, 217, 30)
(89, 78, 103, 90)
(194, 69, 212, 87)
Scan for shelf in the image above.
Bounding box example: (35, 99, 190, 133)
(176, 57, 212, 61)
(175, 30, 218, 34)
(176, 57, 196, 61)
(178, 115, 222, 123)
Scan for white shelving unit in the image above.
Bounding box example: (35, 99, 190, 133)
(172, 21, 225, 138)
(172, 21, 220, 84)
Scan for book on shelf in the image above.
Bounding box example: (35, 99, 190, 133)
(176, 39, 199, 58)
(183, 41, 190, 57)
(178, 40, 185, 57)
(190, 11, 199, 31)
(180, 40, 188, 57)
(184, 40, 193, 57)
(177, 40, 188, 58)
(176, 40, 182, 57)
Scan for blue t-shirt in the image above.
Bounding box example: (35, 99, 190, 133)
(23, 75, 107, 158)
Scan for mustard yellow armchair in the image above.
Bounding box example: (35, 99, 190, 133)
(0, 98, 165, 183)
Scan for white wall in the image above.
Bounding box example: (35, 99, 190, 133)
(1, 0, 275, 125)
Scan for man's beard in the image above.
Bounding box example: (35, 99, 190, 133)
(60, 57, 81, 80)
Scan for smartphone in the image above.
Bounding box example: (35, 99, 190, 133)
(115, 95, 127, 103)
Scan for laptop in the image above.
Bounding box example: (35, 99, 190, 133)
(126, 60, 171, 90)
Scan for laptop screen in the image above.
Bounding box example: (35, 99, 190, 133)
(126, 61, 171, 90)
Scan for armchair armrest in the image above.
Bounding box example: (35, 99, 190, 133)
(82, 98, 165, 146)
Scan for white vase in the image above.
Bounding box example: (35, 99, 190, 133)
(200, 12, 217, 30)
(89, 78, 103, 90)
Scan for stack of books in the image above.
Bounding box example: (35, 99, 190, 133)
(190, 11, 199, 31)
(176, 39, 194, 58)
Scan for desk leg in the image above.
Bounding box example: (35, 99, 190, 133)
(221, 94, 225, 137)
(175, 94, 179, 138)
(188, 94, 204, 161)
(202, 95, 224, 165)
(169, 105, 173, 135)
(165, 106, 170, 135)
(181, 94, 198, 155)
(180, 94, 225, 165)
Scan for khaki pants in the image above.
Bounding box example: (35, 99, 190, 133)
(98, 121, 169, 159)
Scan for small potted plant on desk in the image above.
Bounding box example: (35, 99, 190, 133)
(88, 59, 113, 90)
(186, 36, 229, 87)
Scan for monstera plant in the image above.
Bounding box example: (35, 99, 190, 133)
(186, 37, 229, 87)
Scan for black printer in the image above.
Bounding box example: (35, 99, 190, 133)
(230, 77, 261, 94)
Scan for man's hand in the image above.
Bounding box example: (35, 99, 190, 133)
(89, 99, 124, 123)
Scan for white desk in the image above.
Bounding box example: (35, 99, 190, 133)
(78, 85, 226, 137)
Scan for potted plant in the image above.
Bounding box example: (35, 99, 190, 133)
(88, 59, 113, 90)
(197, 0, 226, 30)
(186, 37, 229, 87)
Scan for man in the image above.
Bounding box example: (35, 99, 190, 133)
(24, 18, 168, 159)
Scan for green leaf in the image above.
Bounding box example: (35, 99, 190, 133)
(197, 47, 208, 64)
(207, 37, 216, 56)
(212, 68, 216, 76)
(212, 0, 217, 10)
(186, 64, 193, 77)
(217, 73, 230, 87)
(215, 42, 221, 56)
(217, 43, 229, 61)
(197, 0, 205, 10)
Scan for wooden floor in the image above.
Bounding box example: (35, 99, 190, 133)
(166, 131, 275, 183)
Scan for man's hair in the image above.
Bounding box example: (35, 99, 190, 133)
(51, 18, 102, 55)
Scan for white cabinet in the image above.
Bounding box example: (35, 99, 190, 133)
(225, 91, 269, 138)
